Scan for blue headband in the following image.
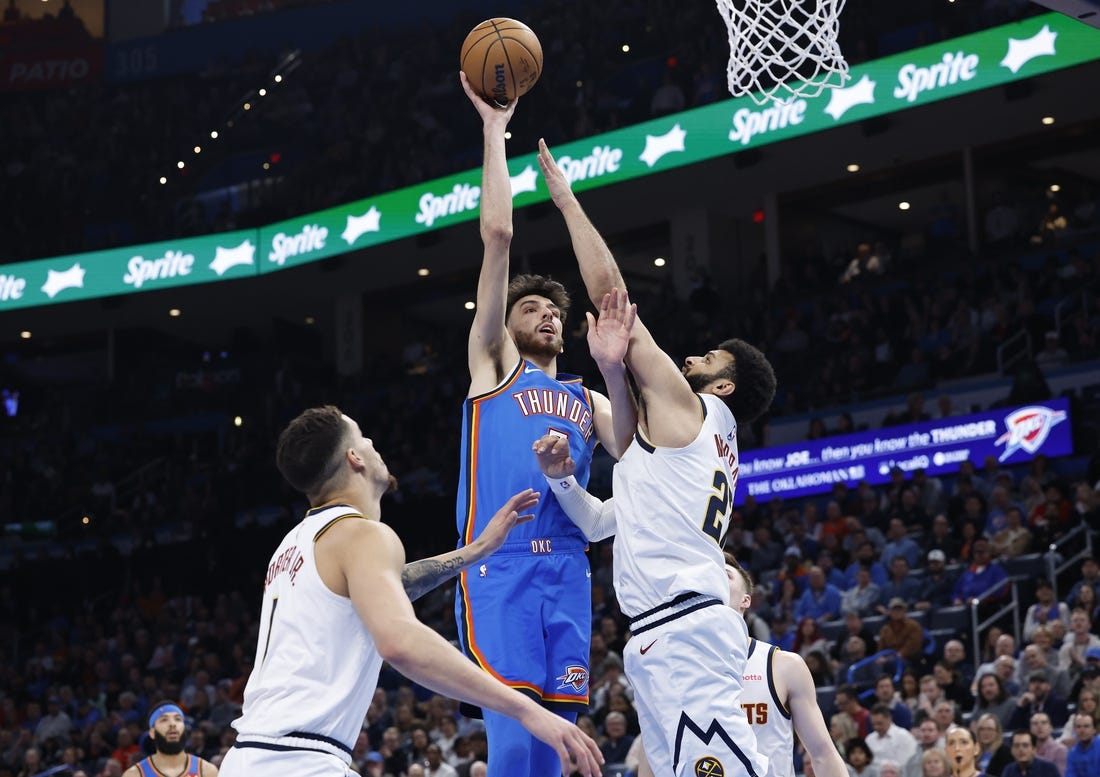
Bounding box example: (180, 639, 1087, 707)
(148, 703, 184, 729)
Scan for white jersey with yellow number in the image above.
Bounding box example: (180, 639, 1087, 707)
(231, 504, 383, 766)
(612, 393, 737, 617)
(741, 640, 795, 777)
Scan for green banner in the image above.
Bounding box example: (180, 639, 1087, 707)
(0, 230, 258, 311)
(5, 13, 1099, 308)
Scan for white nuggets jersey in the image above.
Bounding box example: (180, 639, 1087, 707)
(741, 641, 795, 777)
(612, 393, 737, 617)
(232, 505, 383, 764)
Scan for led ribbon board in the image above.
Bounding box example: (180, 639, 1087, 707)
(734, 398, 1073, 505)
(4, 14, 1099, 311)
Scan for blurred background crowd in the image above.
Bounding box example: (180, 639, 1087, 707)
(2, 0, 1100, 775)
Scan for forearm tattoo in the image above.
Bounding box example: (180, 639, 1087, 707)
(401, 555, 467, 602)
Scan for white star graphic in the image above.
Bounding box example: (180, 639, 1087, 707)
(209, 240, 256, 276)
(41, 263, 86, 299)
(1001, 25, 1058, 74)
(341, 206, 382, 245)
(639, 123, 687, 168)
(509, 165, 539, 197)
(824, 75, 877, 121)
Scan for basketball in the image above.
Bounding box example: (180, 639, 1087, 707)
(460, 18, 543, 104)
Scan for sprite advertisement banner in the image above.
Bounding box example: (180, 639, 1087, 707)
(735, 398, 1073, 505)
(4, 13, 1099, 310)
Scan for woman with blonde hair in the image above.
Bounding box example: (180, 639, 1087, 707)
(830, 713, 857, 758)
(973, 713, 1011, 776)
(1060, 687, 1100, 747)
(922, 749, 953, 777)
(945, 724, 983, 777)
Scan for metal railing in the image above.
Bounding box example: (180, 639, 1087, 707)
(969, 575, 1018, 668)
(1049, 523, 1095, 602)
(996, 329, 1032, 375)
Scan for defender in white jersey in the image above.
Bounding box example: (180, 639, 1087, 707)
(531, 291, 775, 777)
(536, 139, 778, 777)
(220, 405, 603, 777)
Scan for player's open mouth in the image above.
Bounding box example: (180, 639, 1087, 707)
(539, 325, 555, 335)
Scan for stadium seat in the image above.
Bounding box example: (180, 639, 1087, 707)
(816, 685, 837, 714)
(930, 605, 972, 633)
(821, 619, 848, 643)
(1003, 553, 1047, 580)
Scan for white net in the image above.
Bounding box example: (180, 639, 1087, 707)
(716, 0, 850, 105)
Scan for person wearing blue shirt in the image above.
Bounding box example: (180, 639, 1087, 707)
(1066, 713, 1100, 777)
(952, 539, 1009, 606)
(877, 556, 921, 614)
(1002, 730, 1061, 777)
(843, 541, 888, 589)
(880, 519, 923, 569)
(795, 566, 843, 622)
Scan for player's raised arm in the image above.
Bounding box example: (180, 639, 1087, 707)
(778, 650, 849, 777)
(401, 489, 538, 601)
(537, 138, 625, 307)
(595, 288, 705, 447)
(462, 72, 521, 394)
(330, 517, 603, 777)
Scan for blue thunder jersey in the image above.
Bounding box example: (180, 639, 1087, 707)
(136, 754, 202, 777)
(456, 359, 596, 546)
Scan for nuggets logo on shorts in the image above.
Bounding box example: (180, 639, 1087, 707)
(555, 665, 589, 692)
(694, 756, 726, 777)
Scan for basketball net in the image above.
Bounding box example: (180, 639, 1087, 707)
(715, 0, 850, 106)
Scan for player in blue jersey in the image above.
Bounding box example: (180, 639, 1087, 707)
(124, 702, 218, 777)
(455, 73, 636, 777)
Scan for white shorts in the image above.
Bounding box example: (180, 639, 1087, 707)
(625, 599, 769, 777)
(220, 743, 351, 776)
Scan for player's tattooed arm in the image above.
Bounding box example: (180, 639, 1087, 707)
(401, 556, 467, 602)
(399, 489, 538, 602)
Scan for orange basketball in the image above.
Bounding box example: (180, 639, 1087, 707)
(460, 18, 543, 104)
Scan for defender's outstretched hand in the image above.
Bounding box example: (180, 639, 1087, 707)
(537, 138, 578, 211)
(586, 288, 637, 371)
(471, 489, 539, 556)
(533, 434, 575, 479)
(460, 71, 517, 126)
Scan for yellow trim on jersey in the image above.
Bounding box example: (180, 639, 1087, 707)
(313, 513, 366, 542)
(766, 645, 792, 719)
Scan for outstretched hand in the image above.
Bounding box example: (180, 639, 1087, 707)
(586, 288, 636, 371)
(471, 489, 538, 555)
(532, 434, 575, 479)
(520, 706, 605, 777)
(537, 138, 578, 210)
(460, 71, 517, 126)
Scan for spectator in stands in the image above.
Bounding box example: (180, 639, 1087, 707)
(833, 612, 877, 666)
(878, 599, 925, 667)
(776, 546, 811, 597)
(1032, 204, 1068, 246)
(1060, 610, 1100, 682)
(1067, 558, 1100, 611)
(749, 525, 785, 579)
(951, 539, 1009, 611)
(881, 519, 922, 569)
(1067, 650, 1100, 705)
(922, 749, 953, 777)
(836, 636, 880, 692)
(943, 640, 975, 689)
(1065, 713, 1100, 777)
(878, 557, 921, 615)
(831, 714, 858, 759)
(867, 704, 918, 766)
(846, 736, 878, 777)
(597, 711, 633, 765)
(915, 549, 957, 612)
(1031, 628, 1061, 673)
(913, 468, 946, 516)
(840, 243, 886, 284)
(1016, 644, 1071, 700)
(844, 543, 889, 589)
(1025, 580, 1071, 641)
(974, 633, 1018, 684)
(933, 661, 972, 710)
(842, 564, 883, 618)
(1009, 670, 1069, 731)
(991, 507, 1033, 559)
(973, 673, 1017, 728)
(872, 675, 913, 730)
(1002, 730, 1061, 777)
(975, 713, 1013, 777)
(1029, 711, 1068, 776)
(793, 616, 828, 659)
(796, 566, 844, 622)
